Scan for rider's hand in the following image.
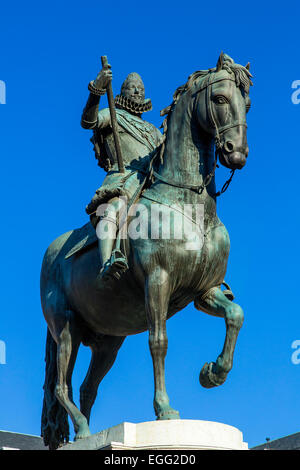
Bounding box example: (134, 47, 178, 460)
(93, 65, 112, 90)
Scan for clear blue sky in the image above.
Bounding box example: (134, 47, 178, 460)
(0, 0, 299, 449)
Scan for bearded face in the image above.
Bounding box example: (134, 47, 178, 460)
(121, 73, 146, 104)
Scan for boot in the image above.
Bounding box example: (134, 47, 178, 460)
(96, 219, 128, 282)
(99, 249, 129, 281)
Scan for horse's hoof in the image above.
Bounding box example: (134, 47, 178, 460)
(74, 425, 91, 441)
(199, 362, 227, 388)
(154, 395, 180, 421)
(157, 409, 180, 420)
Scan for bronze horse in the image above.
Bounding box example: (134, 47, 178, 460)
(41, 53, 252, 449)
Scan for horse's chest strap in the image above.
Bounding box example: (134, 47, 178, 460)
(152, 170, 206, 194)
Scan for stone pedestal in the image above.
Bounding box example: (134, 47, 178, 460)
(59, 420, 248, 450)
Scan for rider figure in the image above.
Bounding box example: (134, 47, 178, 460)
(81, 63, 163, 281)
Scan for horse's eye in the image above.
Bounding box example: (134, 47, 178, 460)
(213, 95, 228, 105)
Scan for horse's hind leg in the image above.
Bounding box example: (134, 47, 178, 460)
(195, 287, 244, 388)
(80, 335, 126, 423)
(54, 313, 91, 441)
(145, 267, 180, 420)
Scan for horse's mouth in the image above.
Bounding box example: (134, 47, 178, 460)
(219, 151, 247, 170)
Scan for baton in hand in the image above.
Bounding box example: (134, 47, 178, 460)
(101, 55, 125, 173)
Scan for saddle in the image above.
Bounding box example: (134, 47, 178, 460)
(65, 222, 97, 260)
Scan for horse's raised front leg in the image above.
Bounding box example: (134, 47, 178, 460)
(195, 286, 244, 388)
(145, 267, 180, 420)
(54, 315, 91, 441)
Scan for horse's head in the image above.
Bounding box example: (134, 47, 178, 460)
(194, 53, 252, 171)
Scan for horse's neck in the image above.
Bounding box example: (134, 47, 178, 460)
(159, 92, 216, 200)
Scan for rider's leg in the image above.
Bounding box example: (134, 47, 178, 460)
(96, 197, 128, 280)
(97, 206, 117, 268)
(93, 170, 144, 281)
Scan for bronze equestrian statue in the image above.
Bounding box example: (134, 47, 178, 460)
(40, 53, 253, 450)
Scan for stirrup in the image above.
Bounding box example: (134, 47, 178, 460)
(221, 281, 234, 301)
(99, 250, 129, 282)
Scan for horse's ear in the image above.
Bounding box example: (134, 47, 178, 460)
(245, 62, 253, 78)
(216, 52, 224, 71)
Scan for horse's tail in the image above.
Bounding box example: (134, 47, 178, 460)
(41, 328, 69, 450)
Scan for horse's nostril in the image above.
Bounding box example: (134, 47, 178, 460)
(224, 141, 234, 153)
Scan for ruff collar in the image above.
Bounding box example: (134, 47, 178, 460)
(115, 95, 152, 115)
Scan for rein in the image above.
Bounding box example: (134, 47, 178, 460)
(152, 150, 233, 197)
(153, 73, 247, 197)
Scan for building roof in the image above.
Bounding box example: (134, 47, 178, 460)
(252, 432, 300, 450)
(1, 428, 300, 451)
(0, 430, 47, 451)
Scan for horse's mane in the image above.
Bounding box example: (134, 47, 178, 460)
(186, 54, 253, 96)
(159, 53, 253, 148)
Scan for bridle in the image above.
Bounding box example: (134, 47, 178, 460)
(205, 72, 247, 148)
(153, 72, 247, 197)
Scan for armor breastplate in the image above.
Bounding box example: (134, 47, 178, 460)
(104, 131, 154, 170)
(103, 109, 161, 170)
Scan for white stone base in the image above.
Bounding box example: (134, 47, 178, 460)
(59, 420, 248, 450)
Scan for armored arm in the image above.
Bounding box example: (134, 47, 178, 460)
(81, 92, 102, 129)
(81, 65, 113, 129)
